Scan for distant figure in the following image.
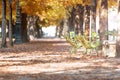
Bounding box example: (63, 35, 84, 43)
(104, 41, 109, 49)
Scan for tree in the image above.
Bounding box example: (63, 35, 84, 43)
(91, 0, 97, 33)
(1, 0, 7, 48)
(99, 0, 108, 51)
(68, 7, 76, 33)
(8, 0, 13, 46)
(0, 0, 118, 47)
(73, 4, 84, 35)
(84, 5, 90, 38)
(116, 0, 120, 57)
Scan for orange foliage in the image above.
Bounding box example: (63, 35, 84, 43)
(0, 0, 118, 25)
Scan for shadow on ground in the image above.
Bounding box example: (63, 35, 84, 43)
(0, 66, 120, 80)
(0, 38, 120, 80)
(0, 38, 70, 54)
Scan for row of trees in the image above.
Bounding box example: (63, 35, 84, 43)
(0, 0, 120, 55)
(55, 0, 120, 55)
(1, 0, 13, 48)
(0, 0, 43, 48)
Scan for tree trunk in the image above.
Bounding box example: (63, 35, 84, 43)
(35, 16, 41, 38)
(68, 17, 73, 32)
(91, 0, 97, 33)
(59, 20, 64, 37)
(68, 7, 76, 33)
(8, 0, 13, 46)
(99, 0, 108, 51)
(62, 16, 68, 36)
(1, 0, 7, 48)
(21, 13, 29, 42)
(55, 26, 58, 37)
(78, 4, 84, 35)
(27, 16, 42, 40)
(84, 5, 90, 39)
(116, 0, 120, 57)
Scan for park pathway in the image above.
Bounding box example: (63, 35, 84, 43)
(0, 38, 119, 80)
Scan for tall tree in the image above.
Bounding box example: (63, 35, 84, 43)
(78, 4, 84, 35)
(99, 0, 108, 50)
(8, 0, 13, 46)
(91, 0, 97, 33)
(74, 5, 81, 35)
(84, 5, 90, 38)
(62, 16, 69, 36)
(69, 7, 76, 32)
(1, 0, 7, 48)
(116, 0, 120, 57)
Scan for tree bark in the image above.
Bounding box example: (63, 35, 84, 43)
(99, 0, 108, 50)
(21, 13, 29, 42)
(62, 16, 68, 36)
(1, 0, 7, 48)
(8, 0, 13, 46)
(35, 16, 41, 38)
(72, 4, 84, 35)
(69, 7, 76, 32)
(91, 0, 97, 33)
(84, 5, 90, 39)
(116, 0, 120, 57)
(78, 4, 84, 35)
(59, 20, 64, 37)
(27, 16, 42, 40)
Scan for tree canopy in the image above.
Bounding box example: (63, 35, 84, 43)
(0, 0, 118, 26)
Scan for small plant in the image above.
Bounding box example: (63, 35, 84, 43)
(63, 31, 82, 54)
(63, 32, 100, 55)
(75, 32, 100, 54)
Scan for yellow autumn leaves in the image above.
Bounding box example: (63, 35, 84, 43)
(0, 0, 118, 26)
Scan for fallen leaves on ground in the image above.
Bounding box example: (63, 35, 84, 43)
(0, 38, 119, 80)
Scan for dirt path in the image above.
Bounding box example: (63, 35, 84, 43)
(0, 38, 120, 80)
